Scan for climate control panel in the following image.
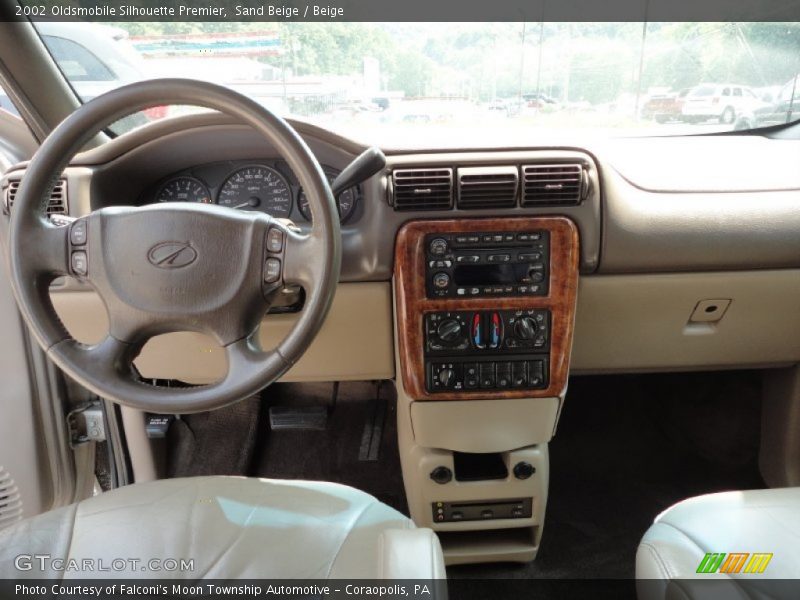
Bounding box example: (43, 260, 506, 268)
(424, 309, 550, 393)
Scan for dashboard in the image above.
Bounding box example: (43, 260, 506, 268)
(3, 113, 800, 382)
(140, 159, 360, 223)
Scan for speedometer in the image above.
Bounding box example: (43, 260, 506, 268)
(156, 177, 212, 204)
(217, 165, 292, 218)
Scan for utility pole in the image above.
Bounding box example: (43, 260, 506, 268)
(634, 15, 649, 119)
(517, 22, 527, 106)
(534, 20, 544, 105)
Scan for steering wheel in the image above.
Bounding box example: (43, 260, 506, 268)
(7, 79, 341, 413)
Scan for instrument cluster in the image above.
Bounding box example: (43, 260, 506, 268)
(145, 159, 359, 223)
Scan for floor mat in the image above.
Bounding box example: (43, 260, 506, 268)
(251, 380, 408, 514)
(166, 394, 261, 477)
(449, 370, 765, 586)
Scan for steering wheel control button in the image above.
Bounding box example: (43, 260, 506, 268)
(266, 228, 283, 253)
(70, 220, 87, 245)
(70, 251, 88, 276)
(264, 257, 282, 283)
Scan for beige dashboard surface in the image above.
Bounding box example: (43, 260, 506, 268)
(50, 282, 394, 384)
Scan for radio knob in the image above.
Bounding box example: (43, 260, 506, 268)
(514, 317, 538, 340)
(429, 238, 448, 256)
(432, 272, 450, 290)
(437, 319, 463, 343)
(438, 368, 456, 387)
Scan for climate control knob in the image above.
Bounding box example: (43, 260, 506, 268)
(437, 319, 463, 343)
(514, 317, 538, 340)
(438, 368, 456, 387)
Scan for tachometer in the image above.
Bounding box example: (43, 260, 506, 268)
(217, 165, 292, 218)
(297, 168, 358, 223)
(156, 177, 212, 204)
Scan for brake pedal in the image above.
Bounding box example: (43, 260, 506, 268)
(269, 406, 328, 430)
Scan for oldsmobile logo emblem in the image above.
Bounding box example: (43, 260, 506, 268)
(147, 241, 198, 269)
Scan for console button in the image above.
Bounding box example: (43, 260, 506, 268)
(479, 363, 496, 388)
(481, 509, 494, 519)
(496, 362, 511, 388)
(527, 360, 545, 387)
(464, 363, 479, 389)
(511, 362, 527, 387)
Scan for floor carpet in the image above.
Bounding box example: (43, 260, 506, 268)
(167, 370, 765, 598)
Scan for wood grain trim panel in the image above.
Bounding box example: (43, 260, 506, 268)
(394, 217, 580, 401)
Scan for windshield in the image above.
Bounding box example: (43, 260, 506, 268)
(33, 21, 800, 143)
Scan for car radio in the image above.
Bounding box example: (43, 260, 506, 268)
(425, 230, 549, 299)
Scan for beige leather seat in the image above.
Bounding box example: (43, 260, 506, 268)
(636, 487, 800, 599)
(0, 477, 446, 580)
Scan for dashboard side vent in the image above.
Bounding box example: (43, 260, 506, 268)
(4, 179, 68, 216)
(457, 166, 518, 209)
(392, 168, 453, 211)
(521, 164, 584, 206)
(0, 466, 23, 531)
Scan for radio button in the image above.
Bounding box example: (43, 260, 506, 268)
(454, 235, 468, 244)
(469, 287, 481, 296)
(487, 254, 511, 263)
(456, 255, 480, 263)
(518, 252, 542, 261)
(456, 287, 466, 296)
(432, 272, 450, 289)
(429, 238, 448, 256)
(503, 234, 515, 243)
(466, 235, 480, 244)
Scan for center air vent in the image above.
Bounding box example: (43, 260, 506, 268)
(521, 164, 584, 206)
(4, 179, 68, 216)
(457, 166, 518, 209)
(392, 168, 452, 211)
(0, 466, 23, 530)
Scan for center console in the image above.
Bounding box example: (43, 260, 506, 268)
(393, 217, 579, 565)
